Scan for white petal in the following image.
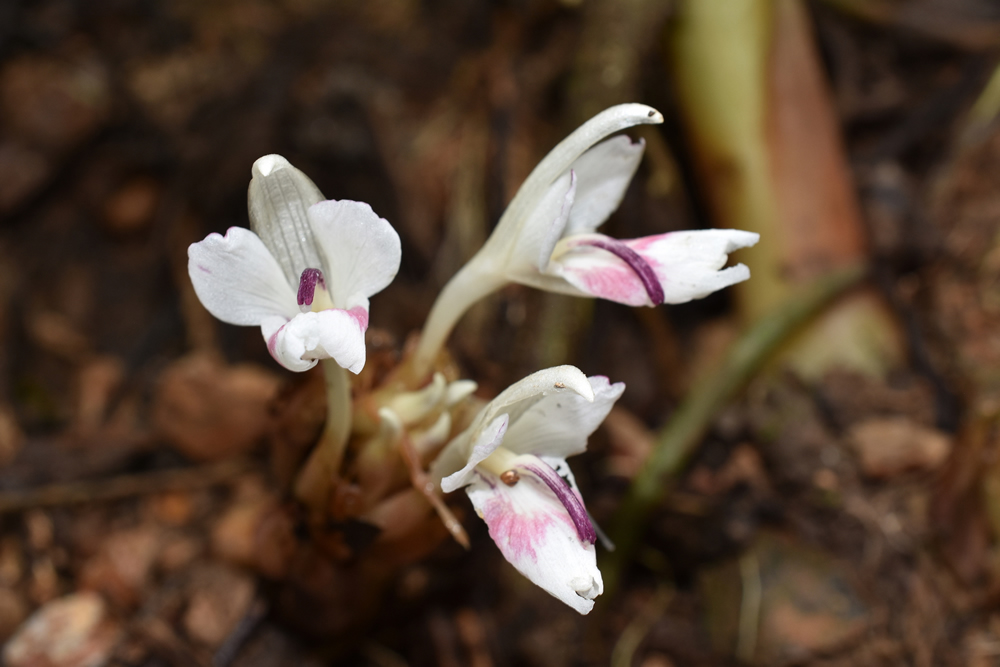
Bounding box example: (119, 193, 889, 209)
(188, 227, 298, 325)
(482, 104, 662, 264)
(553, 229, 759, 306)
(466, 471, 603, 614)
(504, 376, 624, 458)
(307, 200, 401, 309)
(508, 170, 575, 274)
(633, 229, 758, 303)
(483, 365, 594, 426)
(432, 366, 593, 485)
(440, 414, 509, 493)
(264, 306, 369, 373)
(563, 135, 645, 236)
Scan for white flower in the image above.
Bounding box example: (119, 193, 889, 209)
(188, 155, 401, 373)
(484, 104, 759, 306)
(415, 104, 758, 374)
(432, 366, 624, 614)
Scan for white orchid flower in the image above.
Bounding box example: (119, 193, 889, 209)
(432, 366, 624, 614)
(188, 155, 401, 374)
(415, 104, 759, 374)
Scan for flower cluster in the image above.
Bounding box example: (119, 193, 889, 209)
(188, 105, 758, 614)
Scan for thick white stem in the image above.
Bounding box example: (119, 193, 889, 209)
(321, 358, 352, 473)
(412, 258, 506, 380)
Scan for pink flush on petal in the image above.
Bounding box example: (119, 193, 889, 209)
(518, 461, 597, 544)
(479, 476, 556, 563)
(266, 322, 285, 361)
(297, 268, 325, 312)
(347, 305, 369, 331)
(575, 237, 664, 305)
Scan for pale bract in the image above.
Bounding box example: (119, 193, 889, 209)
(188, 154, 401, 373)
(431, 365, 624, 614)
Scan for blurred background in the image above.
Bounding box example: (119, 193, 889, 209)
(1, 0, 1000, 665)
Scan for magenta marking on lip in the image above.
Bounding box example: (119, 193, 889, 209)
(347, 305, 369, 331)
(297, 268, 325, 312)
(577, 238, 664, 305)
(520, 462, 596, 544)
(266, 323, 285, 360)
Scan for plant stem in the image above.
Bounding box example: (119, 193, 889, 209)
(294, 359, 353, 510)
(411, 259, 505, 382)
(602, 265, 865, 594)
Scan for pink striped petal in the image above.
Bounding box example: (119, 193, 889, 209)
(465, 465, 603, 614)
(550, 229, 759, 306)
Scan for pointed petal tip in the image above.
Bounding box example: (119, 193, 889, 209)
(252, 154, 292, 177)
(549, 365, 595, 402)
(727, 229, 761, 251)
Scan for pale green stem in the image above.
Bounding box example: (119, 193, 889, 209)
(411, 258, 506, 381)
(321, 358, 352, 470)
(294, 358, 353, 509)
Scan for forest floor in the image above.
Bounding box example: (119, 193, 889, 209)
(1, 1, 1000, 665)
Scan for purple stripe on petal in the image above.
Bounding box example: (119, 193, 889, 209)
(297, 268, 324, 312)
(577, 237, 664, 305)
(519, 461, 597, 544)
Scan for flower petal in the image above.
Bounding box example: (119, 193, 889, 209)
(551, 229, 760, 306)
(431, 366, 593, 486)
(504, 376, 624, 458)
(307, 200, 402, 309)
(486, 104, 663, 258)
(508, 170, 575, 273)
(439, 414, 509, 493)
(264, 305, 369, 373)
(563, 135, 645, 236)
(248, 155, 325, 286)
(188, 227, 298, 326)
(466, 470, 603, 614)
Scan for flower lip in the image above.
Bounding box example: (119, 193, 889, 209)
(297, 268, 325, 312)
(569, 236, 664, 305)
(518, 459, 597, 544)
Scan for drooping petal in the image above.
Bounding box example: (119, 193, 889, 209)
(550, 229, 760, 306)
(503, 376, 624, 459)
(465, 470, 603, 614)
(247, 155, 325, 286)
(263, 305, 369, 373)
(188, 227, 298, 326)
(562, 135, 645, 237)
(307, 200, 402, 309)
(439, 415, 509, 493)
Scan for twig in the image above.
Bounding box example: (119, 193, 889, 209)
(0, 459, 254, 514)
(399, 431, 470, 549)
(603, 265, 866, 593)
